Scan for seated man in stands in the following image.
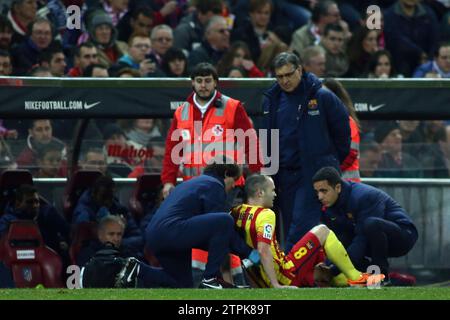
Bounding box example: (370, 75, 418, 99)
(0, 184, 70, 264)
(81, 215, 177, 288)
(73, 175, 144, 259)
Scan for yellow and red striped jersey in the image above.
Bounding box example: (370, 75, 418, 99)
(231, 204, 296, 285)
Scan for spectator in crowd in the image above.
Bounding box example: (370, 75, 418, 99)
(83, 63, 110, 77)
(290, 0, 341, 56)
(84, 11, 128, 67)
(301, 45, 326, 77)
(7, 0, 37, 45)
(116, 66, 141, 77)
(102, 0, 130, 27)
(0, 135, 17, 173)
(323, 78, 361, 182)
(346, 27, 379, 77)
(320, 23, 349, 77)
(128, 136, 166, 177)
(226, 66, 247, 78)
(419, 121, 449, 178)
(38, 43, 67, 76)
(313, 166, 418, 284)
(0, 14, 13, 51)
(117, 5, 154, 42)
(232, 174, 380, 288)
(256, 25, 290, 76)
(114, 33, 157, 76)
(161, 47, 189, 77)
(28, 65, 53, 76)
(72, 175, 144, 259)
(125, 118, 162, 149)
(384, 0, 440, 76)
(80, 146, 108, 175)
(373, 121, 423, 178)
(149, 0, 184, 28)
(216, 41, 264, 78)
(366, 49, 396, 78)
(35, 140, 64, 178)
(413, 42, 450, 78)
(11, 18, 54, 75)
(262, 52, 350, 251)
(102, 123, 135, 176)
(149, 24, 174, 68)
(0, 184, 70, 264)
(273, 0, 313, 31)
(173, 0, 223, 53)
(359, 140, 382, 178)
(0, 49, 12, 75)
(146, 160, 253, 288)
(188, 15, 230, 67)
(16, 119, 66, 171)
(79, 215, 177, 288)
(231, 0, 273, 62)
(67, 42, 99, 77)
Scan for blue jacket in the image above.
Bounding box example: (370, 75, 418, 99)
(73, 190, 144, 255)
(262, 72, 350, 176)
(0, 202, 69, 254)
(148, 173, 228, 232)
(322, 181, 418, 269)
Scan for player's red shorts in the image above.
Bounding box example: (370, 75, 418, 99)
(285, 231, 325, 287)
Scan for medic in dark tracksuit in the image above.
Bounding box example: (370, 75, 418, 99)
(319, 179, 418, 277)
(145, 172, 252, 288)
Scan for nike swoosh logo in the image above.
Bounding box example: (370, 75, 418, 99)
(126, 263, 138, 283)
(203, 282, 223, 289)
(84, 101, 101, 109)
(263, 110, 269, 114)
(369, 104, 385, 112)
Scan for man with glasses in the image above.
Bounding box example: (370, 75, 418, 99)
(149, 24, 174, 67)
(188, 15, 230, 67)
(115, 33, 161, 76)
(262, 51, 350, 253)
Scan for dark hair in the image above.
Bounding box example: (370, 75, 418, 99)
(161, 47, 188, 77)
(194, 0, 223, 15)
(244, 174, 270, 199)
(323, 23, 344, 37)
(217, 41, 252, 77)
(28, 65, 52, 76)
(16, 184, 38, 203)
(322, 78, 360, 129)
(249, 0, 273, 13)
(38, 43, 64, 64)
(203, 156, 241, 180)
(190, 62, 218, 81)
(29, 119, 52, 130)
(360, 139, 380, 154)
(83, 63, 108, 77)
(311, 0, 336, 24)
(312, 167, 342, 187)
(0, 14, 13, 33)
(346, 26, 376, 70)
(434, 42, 450, 58)
(131, 5, 154, 20)
(74, 42, 96, 58)
(272, 51, 301, 71)
(367, 49, 394, 76)
(28, 17, 54, 38)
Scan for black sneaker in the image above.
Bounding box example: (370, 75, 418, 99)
(115, 257, 141, 288)
(198, 277, 236, 289)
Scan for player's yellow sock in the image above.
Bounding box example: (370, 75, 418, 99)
(331, 273, 348, 287)
(323, 230, 361, 281)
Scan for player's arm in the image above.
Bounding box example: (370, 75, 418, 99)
(257, 241, 283, 288)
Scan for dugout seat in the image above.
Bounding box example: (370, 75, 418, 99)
(63, 170, 102, 221)
(69, 222, 98, 265)
(128, 174, 162, 223)
(0, 170, 33, 214)
(0, 220, 64, 288)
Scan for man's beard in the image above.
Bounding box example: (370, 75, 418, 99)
(193, 87, 215, 102)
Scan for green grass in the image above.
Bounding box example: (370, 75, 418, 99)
(0, 287, 449, 300)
